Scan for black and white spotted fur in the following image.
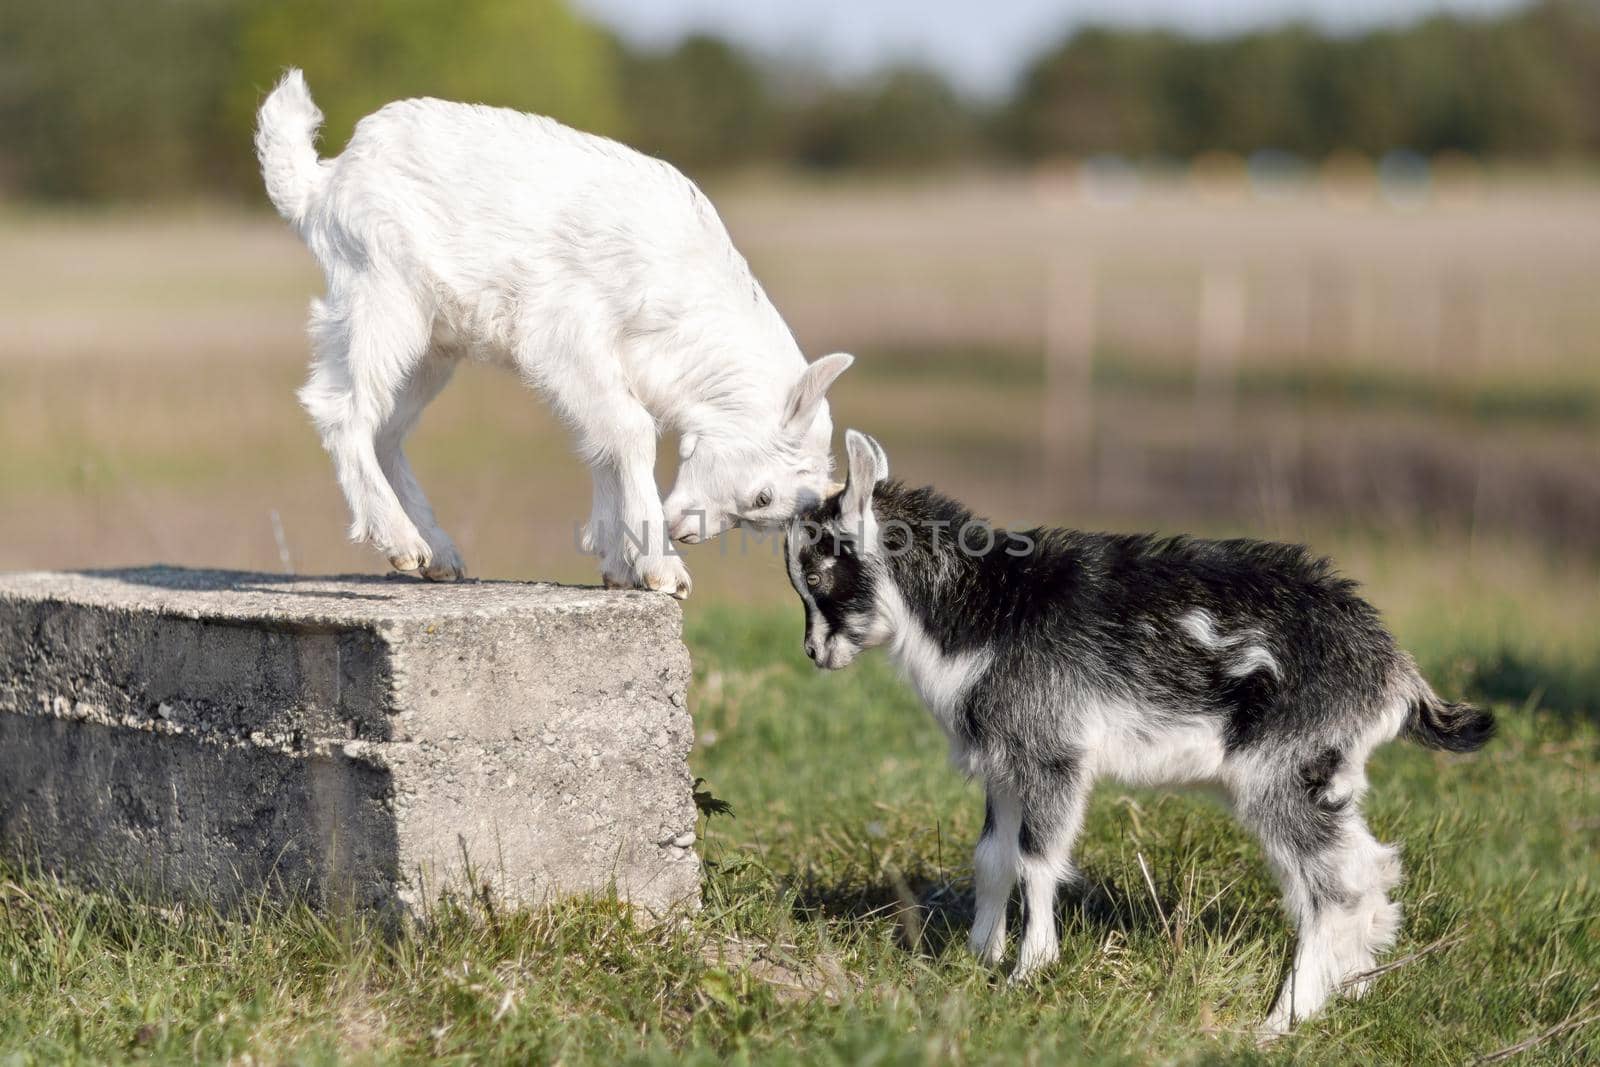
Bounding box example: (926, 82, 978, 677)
(784, 431, 1494, 1032)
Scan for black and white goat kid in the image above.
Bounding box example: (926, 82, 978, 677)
(784, 431, 1494, 1032)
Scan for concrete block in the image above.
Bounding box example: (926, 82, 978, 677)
(0, 567, 699, 916)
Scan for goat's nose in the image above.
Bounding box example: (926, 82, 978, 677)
(804, 640, 818, 661)
(668, 514, 703, 543)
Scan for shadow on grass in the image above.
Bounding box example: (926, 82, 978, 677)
(1443, 648, 1600, 725)
(787, 862, 1275, 961)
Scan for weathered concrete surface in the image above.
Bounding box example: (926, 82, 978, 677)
(0, 567, 699, 916)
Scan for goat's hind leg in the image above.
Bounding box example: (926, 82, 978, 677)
(300, 290, 433, 572)
(376, 353, 465, 580)
(1246, 761, 1402, 1032)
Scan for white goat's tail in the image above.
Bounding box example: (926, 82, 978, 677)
(255, 69, 327, 230)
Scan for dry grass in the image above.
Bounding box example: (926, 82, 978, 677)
(3, 177, 1599, 606)
(717, 172, 1600, 387)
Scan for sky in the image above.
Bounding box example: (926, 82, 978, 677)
(573, 0, 1528, 97)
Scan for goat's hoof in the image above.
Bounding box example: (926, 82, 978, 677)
(388, 553, 427, 574)
(419, 545, 467, 581)
(966, 931, 1006, 967)
(384, 531, 434, 575)
(1254, 1020, 1290, 1047)
(599, 559, 692, 599)
(1258, 1002, 1296, 1040)
(1006, 950, 1058, 986)
(653, 576, 691, 600)
(642, 560, 692, 600)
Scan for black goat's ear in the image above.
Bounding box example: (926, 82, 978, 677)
(866, 434, 889, 481)
(840, 429, 887, 524)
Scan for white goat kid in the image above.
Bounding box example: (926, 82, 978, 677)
(255, 70, 852, 595)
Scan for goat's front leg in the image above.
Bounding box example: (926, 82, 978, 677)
(539, 348, 691, 598)
(1009, 776, 1090, 983)
(584, 420, 690, 599)
(969, 787, 1021, 966)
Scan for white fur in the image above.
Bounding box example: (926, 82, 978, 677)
(969, 790, 1020, 965)
(256, 70, 852, 591)
(1087, 707, 1229, 788)
(879, 583, 992, 751)
(1259, 816, 1402, 1032)
(1179, 608, 1283, 680)
(1222, 701, 1408, 1033)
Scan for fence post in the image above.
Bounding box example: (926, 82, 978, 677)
(1043, 254, 1097, 510)
(1348, 274, 1376, 364)
(1195, 266, 1246, 430)
(1191, 265, 1247, 500)
(1440, 269, 1481, 368)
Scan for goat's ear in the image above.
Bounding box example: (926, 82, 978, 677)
(784, 352, 853, 436)
(840, 429, 888, 524)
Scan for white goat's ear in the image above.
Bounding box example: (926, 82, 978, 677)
(784, 352, 854, 436)
(840, 429, 888, 524)
(678, 433, 700, 461)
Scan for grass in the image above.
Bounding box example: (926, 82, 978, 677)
(2, 607, 1596, 1065)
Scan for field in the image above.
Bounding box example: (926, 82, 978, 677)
(1, 176, 1598, 1063)
(2, 610, 1597, 1064)
(5, 173, 1600, 584)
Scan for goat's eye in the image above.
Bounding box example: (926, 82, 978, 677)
(805, 572, 820, 588)
(753, 489, 774, 510)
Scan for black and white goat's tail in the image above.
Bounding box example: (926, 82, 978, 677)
(255, 68, 328, 233)
(1399, 662, 1496, 752)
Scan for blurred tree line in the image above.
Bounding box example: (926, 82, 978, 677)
(2, 0, 1598, 202)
